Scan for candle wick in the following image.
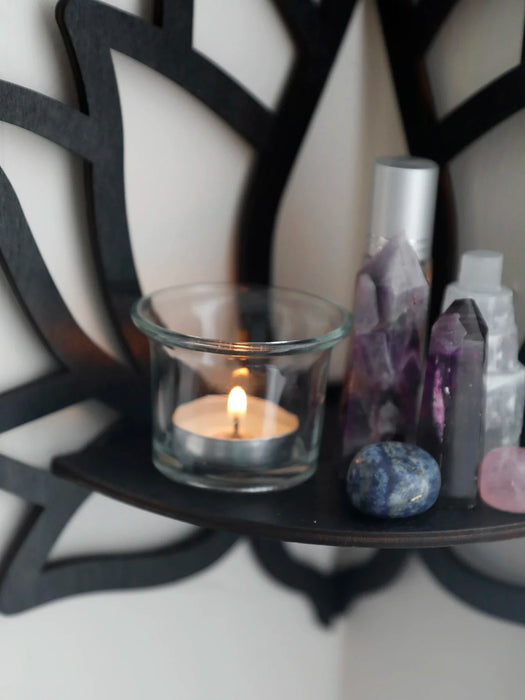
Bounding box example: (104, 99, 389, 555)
(232, 416, 240, 439)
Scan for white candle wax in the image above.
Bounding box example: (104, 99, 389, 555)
(172, 394, 299, 470)
(173, 394, 298, 440)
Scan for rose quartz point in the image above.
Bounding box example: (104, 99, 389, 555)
(479, 447, 525, 513)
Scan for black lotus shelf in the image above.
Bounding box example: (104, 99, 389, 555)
(54, 395, 525, 549)
(2, 0, 525, 625)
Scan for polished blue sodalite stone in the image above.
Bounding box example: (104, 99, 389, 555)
(346, 442, 440, 518)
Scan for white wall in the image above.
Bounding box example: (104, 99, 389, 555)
(0, 1, 524, 698)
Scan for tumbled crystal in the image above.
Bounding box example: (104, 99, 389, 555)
(346, 442, 441, 518)
(417, 299, 487, 506)
(341, 237, 429, 457)
(479, 447, 525, 513)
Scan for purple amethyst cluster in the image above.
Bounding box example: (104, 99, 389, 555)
(341, 237, 429, 457)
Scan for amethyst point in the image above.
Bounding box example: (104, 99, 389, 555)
(342, 237, 429, 456)
(417, 299, 487, 506)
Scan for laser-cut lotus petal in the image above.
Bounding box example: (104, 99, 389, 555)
(2, 0, 525, 623)
(0, 0, 365, 618)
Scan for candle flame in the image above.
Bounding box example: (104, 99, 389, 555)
(227, 386, 247, 419)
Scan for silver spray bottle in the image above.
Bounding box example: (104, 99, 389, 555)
(341, 156, 439, 457)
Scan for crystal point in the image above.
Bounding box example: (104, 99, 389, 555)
(342, 238, 429, 456)
(417, 299, 487, 506)
(442, 250, 525, 454)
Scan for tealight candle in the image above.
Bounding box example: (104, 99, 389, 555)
(131, 283, 351, 491)
(172, 386, 299, 471)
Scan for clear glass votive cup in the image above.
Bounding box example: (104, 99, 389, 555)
(131, 283, 351, 492)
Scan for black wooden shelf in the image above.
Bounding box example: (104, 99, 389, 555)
(1, 0, 525, 622)
(53, 394, 525, 549)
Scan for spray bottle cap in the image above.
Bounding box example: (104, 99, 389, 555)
(368, 156, 439, 262)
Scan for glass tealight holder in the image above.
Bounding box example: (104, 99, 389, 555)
(132, 283, 351, 492)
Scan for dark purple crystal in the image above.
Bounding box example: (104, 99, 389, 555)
(341, 237, 429, 457)
(417, 298, 487, 506)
